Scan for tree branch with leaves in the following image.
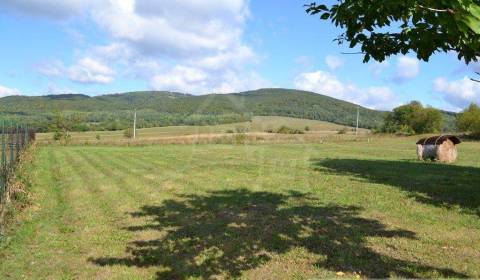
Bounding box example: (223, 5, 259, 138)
(306, 0, 480, 63)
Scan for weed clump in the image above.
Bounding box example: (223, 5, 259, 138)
(337, 127, 348, 134)
(276, 126, 304, 134)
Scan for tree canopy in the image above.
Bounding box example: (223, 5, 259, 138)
(383, 101, 443, 134)
(457, 103, 480, 137)
(306, 1, 480, 63)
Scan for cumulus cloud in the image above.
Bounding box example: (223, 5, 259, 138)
(37, 57, 115, 84)
(68, 57, 115, 84)
(433, 77, 480, 111)
(151, 65, 269, 94)
(294, 70, 399, 110)
(4, 0, 262, 93)
(0, 0, 94, 19)
(325, 55, 344, 71)
(0, 85, 21, 97)
(393, 56, 420, 82)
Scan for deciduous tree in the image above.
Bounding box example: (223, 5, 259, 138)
(457, 103, 480, 136)
(306, 1, 480, 63)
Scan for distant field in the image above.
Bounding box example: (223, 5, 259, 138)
(36, 116, 368, 143)
(1, 137, 479, 279)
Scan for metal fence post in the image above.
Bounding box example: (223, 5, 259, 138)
(0, 121, 4, 199)
(9, 122, 14, 167)
(1, 121, 5, 168)
(16, 124, 20, 159)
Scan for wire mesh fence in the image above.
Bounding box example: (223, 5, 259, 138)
(0, 122, 35, 203)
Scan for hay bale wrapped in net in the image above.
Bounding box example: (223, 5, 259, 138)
(416, 135, 461, 163)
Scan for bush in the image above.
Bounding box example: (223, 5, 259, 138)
(95, 134, 101, 140)
(305, 126, 310, 131)
(53, 131, 63, 141)
(276, 126, 304, 134)
(225, 129, 234, 134)
(337, 127, 348, 134)
(457, 103, 480, 138)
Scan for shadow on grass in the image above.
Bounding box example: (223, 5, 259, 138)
(312, 158, 480, 216)
(89, 189, 466, 279)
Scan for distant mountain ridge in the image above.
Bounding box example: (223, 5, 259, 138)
(0, 88, 456, 132)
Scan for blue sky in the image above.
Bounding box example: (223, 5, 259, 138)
(0, 0, 479, 111)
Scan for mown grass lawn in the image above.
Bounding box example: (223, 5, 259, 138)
(1, 138, 479, 279)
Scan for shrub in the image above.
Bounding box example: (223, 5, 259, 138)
(225, 129, 234, 134)
(337, 127, 348, 134)
(305, 126, 310, 131)
(95, 134, 101, 140)
(53, 131, 63, 141)
(276, 126, 304, 134)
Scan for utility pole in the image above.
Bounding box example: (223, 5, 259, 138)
(355, 106, 360, 135)
(133, 108, 137, 139)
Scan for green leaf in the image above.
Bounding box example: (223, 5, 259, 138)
(460, 3, 480, 34)
(316, 4, 328, 11)
(460, 14, 480, 34)
(320, 13, 330, 20)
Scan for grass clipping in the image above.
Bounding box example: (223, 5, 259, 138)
(0, 144, 36, 238)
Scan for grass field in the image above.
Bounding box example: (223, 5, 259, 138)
(36, 116, 367, 144)
(1, 137, 479, 279)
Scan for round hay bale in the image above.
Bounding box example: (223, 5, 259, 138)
(421, 144, 437, 161)
(437, 139, 458, 163)
(416, 144, 424, 160)
(416, 135, 460, 163)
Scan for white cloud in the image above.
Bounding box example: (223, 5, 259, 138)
(294, 70, 399, 110)
(68, 57, 115, 84)
(91, 1, 250, 59)
(393, 56, 420, 82)
(325, 55, 344, 71)
(0, 0, 95, 19)
(0, 85, 21, 97)
(433, 77, 480, 111)
(17, 0, 262, 93)
(37, 57, 115, 84)
(151, 65, 269, 94)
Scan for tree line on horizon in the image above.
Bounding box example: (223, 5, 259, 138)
(0, 89, 386, 132)
(1, 88, 478, 137)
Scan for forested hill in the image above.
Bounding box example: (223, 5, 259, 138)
(0, 88, 451, 132)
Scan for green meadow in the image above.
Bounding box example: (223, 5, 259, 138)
(1, 136, 479, 279)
